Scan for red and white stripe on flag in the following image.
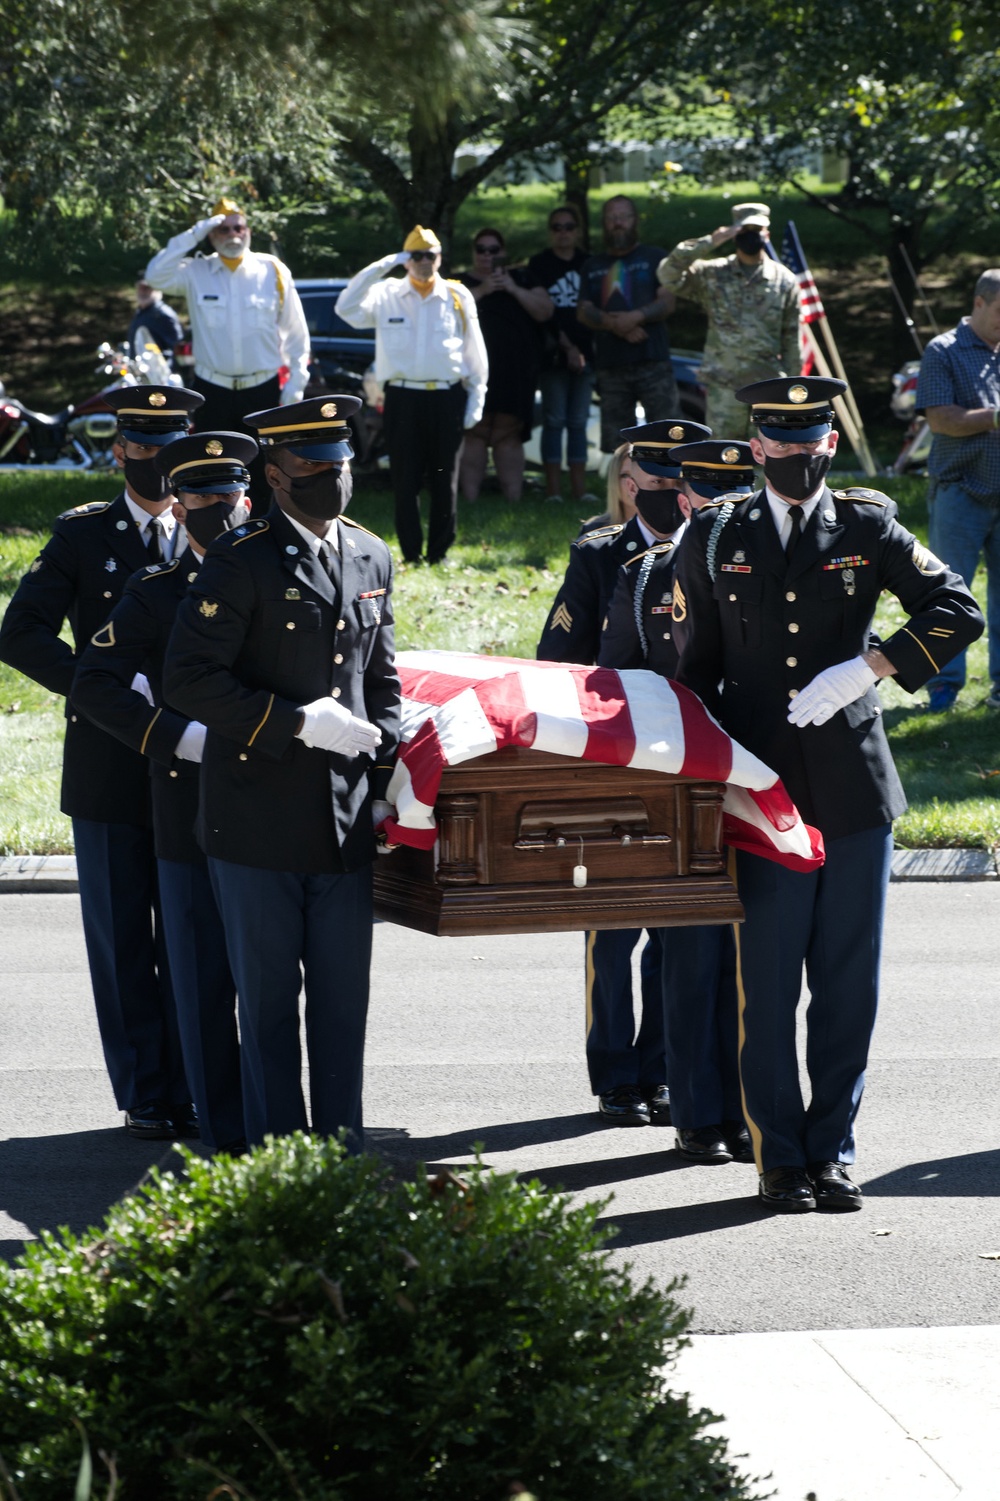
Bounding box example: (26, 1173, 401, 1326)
(384, 651, 824, 872)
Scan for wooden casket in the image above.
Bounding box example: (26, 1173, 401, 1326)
(373, 745, 744, 937)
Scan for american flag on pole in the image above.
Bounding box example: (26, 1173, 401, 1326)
(384, 652, 824, 872)
(780, 221, 825, 323)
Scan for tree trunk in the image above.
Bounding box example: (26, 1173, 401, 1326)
(562, 156, 591, 250)
(887, 220, 927, 367)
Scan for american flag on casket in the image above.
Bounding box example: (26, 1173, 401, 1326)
(383, 652, 824, 872)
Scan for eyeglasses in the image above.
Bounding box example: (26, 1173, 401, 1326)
(550, 221, 577, 232)
(409, 250, 437, 262)
(474, 242, 502, 254)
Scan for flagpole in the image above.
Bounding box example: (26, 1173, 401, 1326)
(803, 326, 877, 478)
(811, 315, 879, 476)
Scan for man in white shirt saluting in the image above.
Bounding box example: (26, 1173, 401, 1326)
(336, 226, 488, 565)
(144, 197, 310, 505)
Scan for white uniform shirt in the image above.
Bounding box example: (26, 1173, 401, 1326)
(335, 254, 488, 427)
(123, 493, 179, 560)
(765, 485, 823, 548)
(145, 221, 310, 403)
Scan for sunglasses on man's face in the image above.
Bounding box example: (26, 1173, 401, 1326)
(474, 242, 502, 254)
(550, 221, 577, 232)
(409, 250, 437, 262)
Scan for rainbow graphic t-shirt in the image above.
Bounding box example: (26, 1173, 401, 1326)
(581, 243, 670, 367)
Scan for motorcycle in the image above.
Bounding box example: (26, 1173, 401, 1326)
(889, 358, 931, 475)
(0, 336, 178, 471)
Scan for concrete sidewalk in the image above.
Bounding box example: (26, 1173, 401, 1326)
(675, 1325, 1000, 1500)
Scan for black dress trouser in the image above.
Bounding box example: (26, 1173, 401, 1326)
(192, 374, 281, 509)
(382, 383, 466, 563)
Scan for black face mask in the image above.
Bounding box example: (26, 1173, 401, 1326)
(182, 498, 249, 550)
(124, 455, 172, 503)
(276, 461, 352, 520)
(633, 481, 685, 536)
(734, 230, 764, 255)
(762, 449, 833, 502)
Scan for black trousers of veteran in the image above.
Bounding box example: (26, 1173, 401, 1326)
(192, 373, 281, 509)
(382, 382, 466, 564)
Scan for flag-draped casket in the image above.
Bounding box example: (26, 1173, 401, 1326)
(375, 652, 823, 936)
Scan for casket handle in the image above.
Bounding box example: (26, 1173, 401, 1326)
(514, 827, 671, 851)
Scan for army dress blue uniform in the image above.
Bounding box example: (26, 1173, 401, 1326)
(536, 513, 652, 665)
(71, 427, 259, 1152)
(676, 478, 983, 1180)
(0, 388, 206, 1125)
(163, 400, 401, 1147)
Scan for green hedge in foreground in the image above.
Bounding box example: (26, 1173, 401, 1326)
(0, 1135, 758, 1501)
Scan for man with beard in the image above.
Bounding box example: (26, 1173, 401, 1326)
(0, 385, 204, 1138)
(72, 431, 259, 1156)
(577, 196, 678, 453)
(163, 397, 401, 1148)
(144, 197, 309, 504)
(657, 203, 802, 440)
(674, 376, 983, 1212)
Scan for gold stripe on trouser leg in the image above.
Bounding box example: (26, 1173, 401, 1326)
(585, 930, 597, 1040)
(730, 849, 764, 1173)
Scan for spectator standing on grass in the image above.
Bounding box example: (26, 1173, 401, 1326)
(656, 202, 802, 441)
(144, 197, 310, 506)
(458, 228, 553, 505)
(336, 226, 487, 566)
(127, 280, 184, 369)
(576, 196, 678, 454)
(526, 205, 598, 505)
(915, 268, 1000, 712)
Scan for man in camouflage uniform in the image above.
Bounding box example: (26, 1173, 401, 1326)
(657, 203, 802, 440)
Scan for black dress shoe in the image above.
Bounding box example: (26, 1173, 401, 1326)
(169, 1103, 200, 1140)
(125, 1103, 175, 1140)
(722, 1120, 754, 1164)
(808, 1161, 863, 1211)
(643, 1084, 672, 1126)
(674, 1125, 732, 1163)
(758, 1166, 816, 1212)
(597, 1085, 650, 1126)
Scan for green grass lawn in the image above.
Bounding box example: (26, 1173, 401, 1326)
(0, 469, 995, 854)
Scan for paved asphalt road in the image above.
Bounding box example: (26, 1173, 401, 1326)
(1, 882, 998, 1332)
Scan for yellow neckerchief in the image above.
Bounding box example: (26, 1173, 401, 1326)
(408, 274, 434, 298)
(219, 254, 244, 272)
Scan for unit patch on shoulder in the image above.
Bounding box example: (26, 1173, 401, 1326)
(672, 578, 687, 623)
(911, 539, 945, 575)
(551, 601, 573, 633)
(198, 599, 219, 618)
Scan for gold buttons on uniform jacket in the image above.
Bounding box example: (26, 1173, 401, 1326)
(103, 591, 111, 599)
(788, 622, 800, 633)
(286, 621, 295, 630)
(729, 593, 737, 602)
(169, 769, 178, 778)
(786, 656, 797, 667)
(239, 752, 248, 761)
(786, 590, 796, 602)
(336, 618, 346, 630)
(789, 688, 799, 698)
(332, 687, 341, 698)
(71, 715, 77, 722)
(334, 653, 343, 664)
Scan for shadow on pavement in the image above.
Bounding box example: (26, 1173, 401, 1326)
(598, 1194, 765, 1248)
(862, 1149, 1000, 1196)
(368, 1113, 604, 1167)
(522, 1151, 687, 1193)
(0, 1130, 184, 1262)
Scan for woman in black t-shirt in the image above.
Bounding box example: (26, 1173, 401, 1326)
(458, 226, 553, 503)
(526, 205, 597, 504)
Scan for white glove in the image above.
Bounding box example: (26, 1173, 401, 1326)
(372, 798, 399, 854)
(787, 656, 877, 728)
(130, 672, 154, 706)
(296, 697, 382, 756)
(174, 721, 208, 762)
(192, 214, 226, 241)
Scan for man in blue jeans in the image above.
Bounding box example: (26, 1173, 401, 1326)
(915, 269, 1000, 711)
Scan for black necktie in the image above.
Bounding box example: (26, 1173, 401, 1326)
(785, 505, 803, 561)
(146, 518, 164, 563)
(320, 538, 338, 581)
